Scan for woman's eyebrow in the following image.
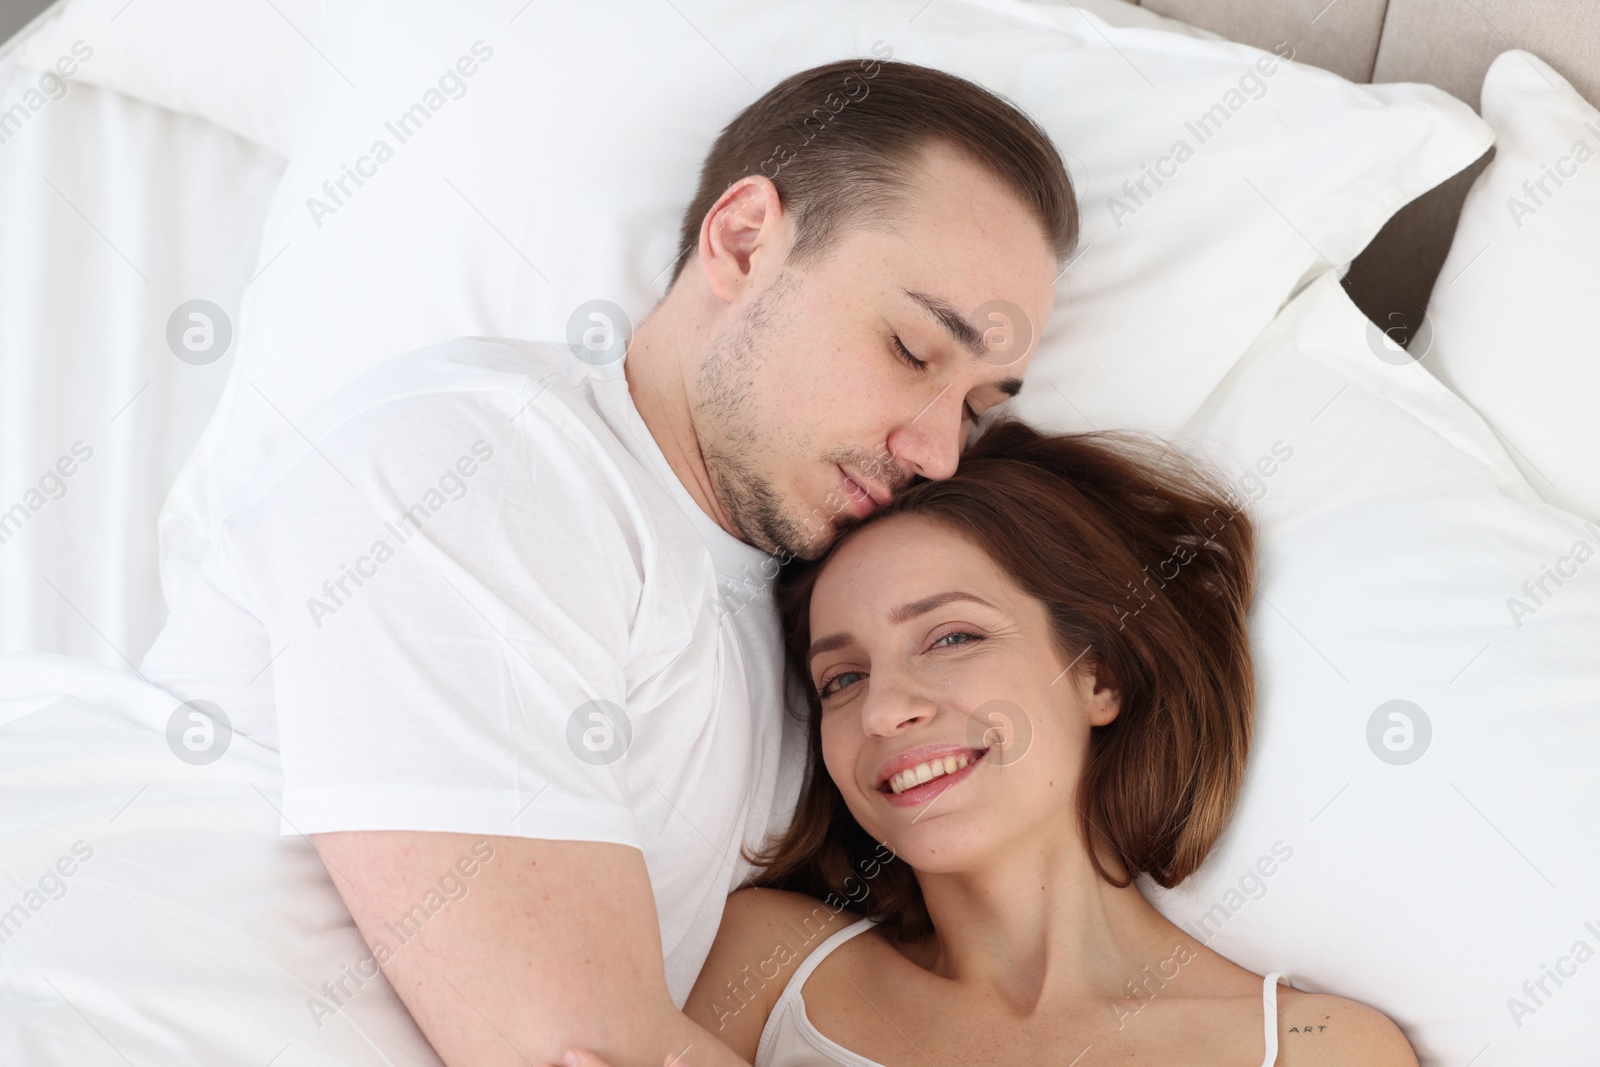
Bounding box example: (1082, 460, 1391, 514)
(807, 591, 999, 663)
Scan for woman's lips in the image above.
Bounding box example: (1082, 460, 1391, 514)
(880, 749, 987, 808)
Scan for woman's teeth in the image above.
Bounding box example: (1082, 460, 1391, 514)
(888, 754, 974, 795)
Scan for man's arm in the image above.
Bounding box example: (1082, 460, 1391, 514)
(311, 830, 753, 1067)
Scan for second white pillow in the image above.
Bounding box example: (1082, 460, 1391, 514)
(1425, 50, 1600, 523)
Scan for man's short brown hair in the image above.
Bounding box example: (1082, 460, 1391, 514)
(671, 55, 1079, 286)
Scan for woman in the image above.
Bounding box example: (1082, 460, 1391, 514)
(569, 419, 1415, 1066)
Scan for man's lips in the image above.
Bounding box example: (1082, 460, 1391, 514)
(851, 469, 893, 506)
(837, 467, 879, 518)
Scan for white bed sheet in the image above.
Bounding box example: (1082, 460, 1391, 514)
(0, 51, 282, 670)
(0, 651, 443, 1066)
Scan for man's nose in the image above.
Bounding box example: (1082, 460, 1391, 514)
(885, 386, 964, 482)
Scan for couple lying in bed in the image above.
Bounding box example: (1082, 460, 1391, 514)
(558, 417, 1415, 1067)
(140, 58, 1414, 1066)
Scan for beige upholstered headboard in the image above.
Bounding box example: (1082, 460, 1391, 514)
(1133, 0, 1600, 344)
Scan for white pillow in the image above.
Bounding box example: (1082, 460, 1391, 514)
(2, 0, 1202, 157)
(1026, 0, 1225, 38)
(1145, 270, 1600, 1064)
(15, 0, 321, 156)
(1424, 49, 1600, 523)
(155, 0, 1492, 606)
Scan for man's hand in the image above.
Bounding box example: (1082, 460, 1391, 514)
(311, 830, 750, 1067)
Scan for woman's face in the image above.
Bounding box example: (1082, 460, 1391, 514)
(805, 514, 1121, 874)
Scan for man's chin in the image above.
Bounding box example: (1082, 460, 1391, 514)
(780, 509, 866, 563)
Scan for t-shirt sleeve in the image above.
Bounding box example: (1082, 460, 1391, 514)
(224, 381, 651, 846)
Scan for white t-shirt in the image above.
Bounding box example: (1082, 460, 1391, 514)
(140, 336, 806, 1005)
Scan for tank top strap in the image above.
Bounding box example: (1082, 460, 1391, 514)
(754, 914, 885, 1067)
(782, 915, 879, 995)
(1259, 973, 1287, 1067)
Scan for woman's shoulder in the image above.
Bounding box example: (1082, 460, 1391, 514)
(682, 888, 866, 1059)
(721, 885, 866, 936)
(1273, 986, 1418, 1066)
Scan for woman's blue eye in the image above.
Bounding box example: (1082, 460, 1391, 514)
(819, 671, 866, 698)
(818, 632, 983, 697)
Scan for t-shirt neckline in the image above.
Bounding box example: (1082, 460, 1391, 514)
(599, 355, 775, 583)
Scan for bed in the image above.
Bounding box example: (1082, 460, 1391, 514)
(1, 1, 1596, 1063)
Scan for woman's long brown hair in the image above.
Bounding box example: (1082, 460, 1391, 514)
(745, 417, 1257, 942)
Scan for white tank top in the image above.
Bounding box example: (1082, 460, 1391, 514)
(754, 916, 1289, 1067)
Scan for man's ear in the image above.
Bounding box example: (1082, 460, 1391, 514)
(697, 175, 790, 303)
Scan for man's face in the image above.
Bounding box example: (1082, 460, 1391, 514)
(691, 142, 1059, 561)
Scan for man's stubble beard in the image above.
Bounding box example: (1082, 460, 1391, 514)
(694, 269, 862, 562)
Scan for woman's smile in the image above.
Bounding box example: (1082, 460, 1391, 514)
(878, 746, 989, 807)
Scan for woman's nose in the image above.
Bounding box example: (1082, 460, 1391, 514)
(858, 665, 942, 736)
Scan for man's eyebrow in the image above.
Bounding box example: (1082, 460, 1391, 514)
(903, 289, 1024, 399)
(806, 591, 1000, 664)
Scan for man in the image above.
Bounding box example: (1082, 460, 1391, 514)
(140, 57, 1075, 1065)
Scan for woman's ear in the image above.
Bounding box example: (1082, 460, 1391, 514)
(1074, 660, 1122, 727)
